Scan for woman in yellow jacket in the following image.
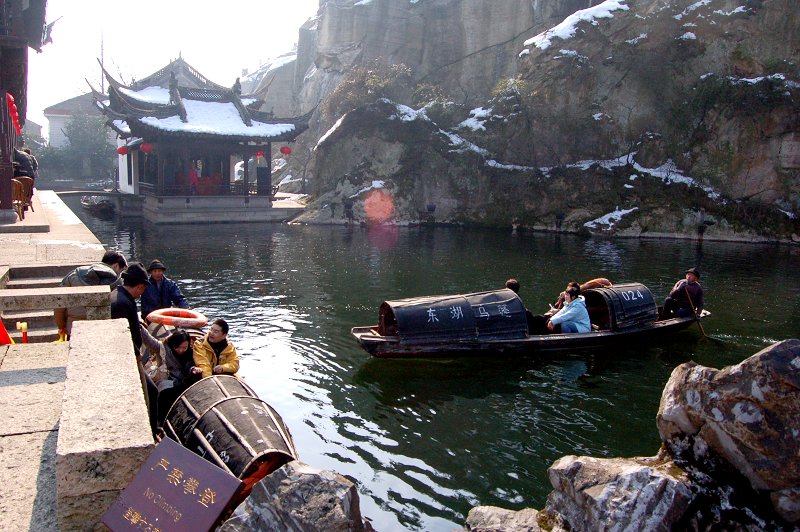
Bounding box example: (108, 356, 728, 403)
(193, 318, 240, 378)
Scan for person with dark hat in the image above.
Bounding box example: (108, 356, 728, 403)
(141, 259, 190, 321)
(111, 262, 151, 351)
(663, 267, 704, 318)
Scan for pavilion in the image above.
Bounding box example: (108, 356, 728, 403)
(94, 56, 311, 223)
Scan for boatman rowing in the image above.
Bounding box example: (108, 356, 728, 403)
(663, 267, 704, 318)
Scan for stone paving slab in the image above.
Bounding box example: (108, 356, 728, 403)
(0, 344, 67, 436)
(0, 191, 103, 267)
(0, 429, 58, 531)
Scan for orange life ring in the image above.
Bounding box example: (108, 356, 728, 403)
(146, 308, 208, 329)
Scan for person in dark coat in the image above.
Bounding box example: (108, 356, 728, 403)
(141, 259, 190, 321)
(110, 262, 158, 433)
(13, 148, 36, 179)
(111, 263, 150, 351)
(55, 250, 127, 339)
(663, 267, 704, 318)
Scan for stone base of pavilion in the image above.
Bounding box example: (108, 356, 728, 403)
(141, 194, 304, 224)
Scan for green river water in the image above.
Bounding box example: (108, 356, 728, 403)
(65, 196, 800, 531)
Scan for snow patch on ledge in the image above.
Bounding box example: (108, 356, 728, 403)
(584, 206, 638, 230)
(523, 0, 629, 51)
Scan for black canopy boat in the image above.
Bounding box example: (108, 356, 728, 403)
(80, 195, 115, 217)
(351, 282, 710, 358)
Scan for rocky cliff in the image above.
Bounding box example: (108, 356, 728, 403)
(257, 0, 799, 241)
(461, 339, 800, 530)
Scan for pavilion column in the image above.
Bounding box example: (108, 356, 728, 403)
(157, 149, 165, 195)
(0, 96, 13, 220)
(243, 150, 250, 196)
(267, 141, 272, 206)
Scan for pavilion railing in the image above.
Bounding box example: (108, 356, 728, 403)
(139, 182, 260, 197)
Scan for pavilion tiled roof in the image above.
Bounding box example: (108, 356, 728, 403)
(94, 57, 310, 144)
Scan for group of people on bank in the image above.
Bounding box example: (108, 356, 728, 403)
(55, 253, 239, 433)
(506, 267, 704, 335)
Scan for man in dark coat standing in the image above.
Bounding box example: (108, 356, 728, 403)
(110, 262, 158, 432)
(110, 262, 150, 351)
(141, 259, 190, 321)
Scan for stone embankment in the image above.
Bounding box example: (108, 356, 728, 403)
(463, 339, 800, 531)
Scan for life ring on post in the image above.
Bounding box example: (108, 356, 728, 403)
(146, 308, 208, 329)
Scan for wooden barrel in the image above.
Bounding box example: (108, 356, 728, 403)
(164, 376, 298, 492)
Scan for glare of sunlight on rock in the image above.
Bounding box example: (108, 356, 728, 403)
(363, 189, 394, 224)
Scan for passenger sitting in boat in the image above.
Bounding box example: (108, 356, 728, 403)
(550, 278, 612, 313)
(663, 267, 704, 318)
(506, 278, 548, 335)
(193, 318, 240, 378)
(140, 327, 202, 423)
(547, 283, 591, 333)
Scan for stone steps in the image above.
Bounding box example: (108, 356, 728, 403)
(7, 326, 61, 344)
(5, 276, 63, 289)
(0, 263, 91, 343)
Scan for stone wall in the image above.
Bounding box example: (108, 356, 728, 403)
(56, 319, 154, 530)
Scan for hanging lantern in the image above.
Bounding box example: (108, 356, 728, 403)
(279, 146, 292, 156)
(5, 93, 21, 136)
(256, 151, 264, 159)
(116, 146, 129, 156)
(140, 143, 154, 154)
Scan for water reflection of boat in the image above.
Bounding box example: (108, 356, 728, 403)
(80, 195, 115, 217)
(352, 282, 709, 358)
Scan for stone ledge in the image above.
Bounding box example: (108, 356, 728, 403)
(56, 319, 154, 530)
(0, 285, 111, 313)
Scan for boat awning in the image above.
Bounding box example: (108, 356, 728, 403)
(378, 288, 528, 344)
(584, 282, 659, 331)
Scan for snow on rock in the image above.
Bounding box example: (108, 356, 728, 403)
(351, 180, 385, 198)
(486, 160, 534, 171)
(523, 0, 629, 51)
(317, 114, 347, 148)
(441, 131, 490, 157)
(674, 0, 712, 21)
(584, 206, 638, 230)
(459, 107, 493, 131)
(625, 33, 648, 44)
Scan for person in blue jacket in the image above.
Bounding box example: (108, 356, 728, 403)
(141, 259, 190, 321)
(547, 283, 591, 333)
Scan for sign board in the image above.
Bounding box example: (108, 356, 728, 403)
(102, 437, 243, 532)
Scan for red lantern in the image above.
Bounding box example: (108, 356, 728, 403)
(5, 93, 21, 136)
(279, 146, 292, 156)
(116, 146, 129, 156)
(140, 143, 154, 154)
(256, 151, 264, 158)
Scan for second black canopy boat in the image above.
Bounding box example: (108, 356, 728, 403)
(351, 282, 709, 358)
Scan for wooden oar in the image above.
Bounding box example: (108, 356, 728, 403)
(684, 286, 707, 337)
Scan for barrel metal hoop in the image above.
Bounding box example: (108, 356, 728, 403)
(192, 427, 235, 475)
